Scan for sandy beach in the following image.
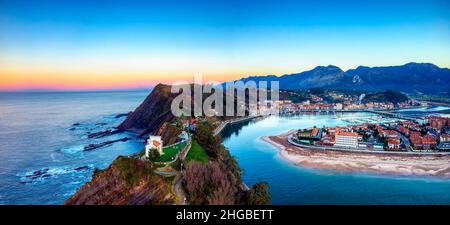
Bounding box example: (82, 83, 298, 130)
(261, 130, 450, 178)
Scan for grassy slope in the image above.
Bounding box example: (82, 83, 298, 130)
(186, 139, 209, 163)
(155, 142, 186, 162)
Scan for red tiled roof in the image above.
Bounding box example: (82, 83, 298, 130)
(410, 136, 422, 145)
(399, 126, 409, 134)
(388, 141, 400, 145)
(152, 140, 161, 147)
(385, 130, 397, 135)
(388, 137, 401, 144)
(312, 128, 319, 136)
(422, 135, 436, 145)
(336, 131, 359, 137)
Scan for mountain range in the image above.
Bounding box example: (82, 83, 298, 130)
(235, 63, 450, 95)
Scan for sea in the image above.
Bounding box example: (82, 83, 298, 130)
(1, 91, 450, 204)
(0, 91, 148, 204)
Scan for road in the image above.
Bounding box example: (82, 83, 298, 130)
(174, 175, 186, 205)
(398, 132, 413, 151)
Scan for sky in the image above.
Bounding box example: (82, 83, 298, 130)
(0, 0, 449, 90)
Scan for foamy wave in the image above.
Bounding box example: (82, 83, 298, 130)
(17, 165, 94, 184)
(60, 145, 85, 154)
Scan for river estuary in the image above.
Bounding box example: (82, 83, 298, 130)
(222, 111, 450, 204)
(1, 91, 449, 204)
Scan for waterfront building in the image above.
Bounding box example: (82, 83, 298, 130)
(440, 134, 450, 143)
(296, 128, 322, 140)
(311, 128, 319, 137)
(403, 121, 421, 131)
(410, 132, 423, 150)
(321, 136, 335, 145)
(437, 142, 450, 151)
(145, 135, 163, 158)
(334, 103, 343, 110)
(365, 102, 374, 109)
(373, 143, 384, 150)
(358, 142, 370, 148)
(410, 131, 421, 138)
(387, 137, 402, 150)
(415, 118, 427, 125)
(327, 127, 337, 134)
(422, 135, 437, 150)
(334, 131, 359, 148)
(383, 130, 398, 138)
(429, 116, 449, 130)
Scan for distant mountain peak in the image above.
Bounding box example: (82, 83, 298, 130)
(403, 62, 440, 71)
(404, 62, 438, 67)
(353, 65, 370, 71)
(231, 62, 449, 94)
(311, 65, 343, 72)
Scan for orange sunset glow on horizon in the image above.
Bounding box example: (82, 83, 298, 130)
(1, 0, 449, 91)
(0, 63, 279, 91)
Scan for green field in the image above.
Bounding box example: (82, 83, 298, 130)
(186, 139, 209, 163)
(154, 142, 186, 162)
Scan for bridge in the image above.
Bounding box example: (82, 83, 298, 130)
(364, 110, 414, 120)
(213, 115, 261, 136)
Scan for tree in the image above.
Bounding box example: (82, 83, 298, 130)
(147, 148, 160, 161)
(193, 121, 223, 158)
(247, 182, 271, 205)
(183, 161, 238, 205)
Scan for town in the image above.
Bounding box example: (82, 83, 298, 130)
(291, 115, 450, 152)
(276, 89, 420, 112)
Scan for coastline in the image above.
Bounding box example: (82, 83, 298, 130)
(261, 131, 450, 178)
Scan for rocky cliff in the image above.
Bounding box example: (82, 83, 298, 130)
(65, 157, 174, 205)
(117, 83, 249, 137)
(66, 85, 270, 205)
(157, 122, 182, 145)
(117, 84, 178, 136)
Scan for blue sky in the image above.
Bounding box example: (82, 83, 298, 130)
(0, 0, 449, 89)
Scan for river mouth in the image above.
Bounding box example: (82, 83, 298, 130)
(221, 112, 450, 205)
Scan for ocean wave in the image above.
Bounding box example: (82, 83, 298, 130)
(60, 145, 85, 155)
(17, 164, 94, 185)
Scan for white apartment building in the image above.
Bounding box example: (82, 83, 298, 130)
(334, 132, 359, 148)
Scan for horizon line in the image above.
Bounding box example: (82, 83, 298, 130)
(1, 61, 449, 92)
